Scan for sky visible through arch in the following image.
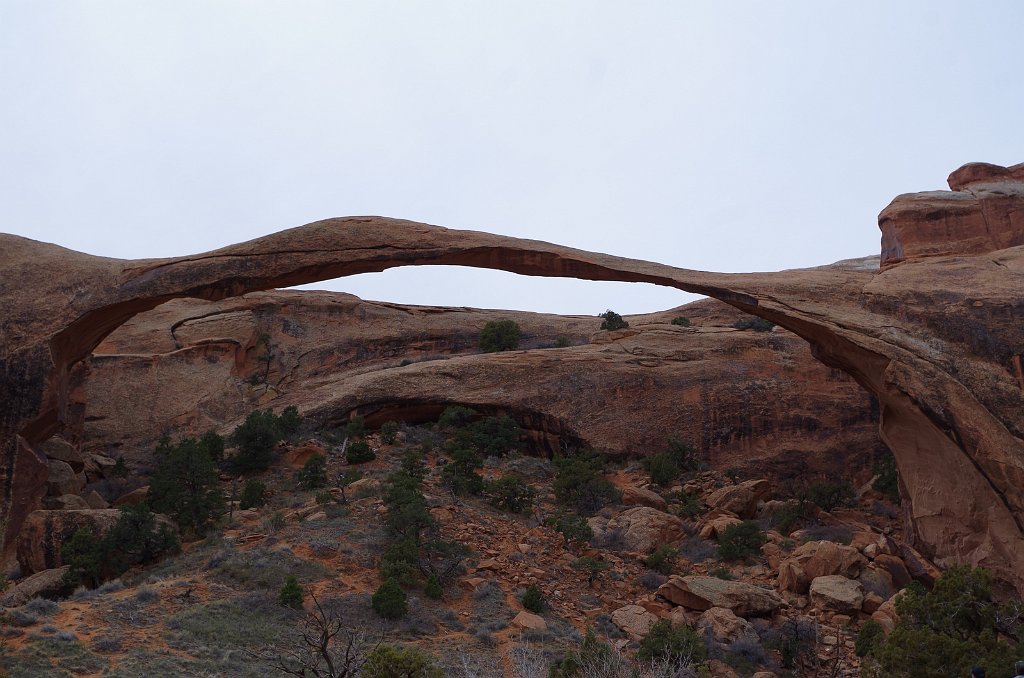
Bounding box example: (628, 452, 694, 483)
(2, 1, 1022, 315)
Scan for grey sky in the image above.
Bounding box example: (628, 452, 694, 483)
(2, 1, 1022, 315)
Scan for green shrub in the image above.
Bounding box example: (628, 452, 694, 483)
(63, 504, 180, 589)
(441, 439, 484, 496)
(479, 319, 522, 352)
(598, 310, 628, 330)
(199, 430, 225, 463)
(230, 409, 284, 472)
(553, 452, 621, 515)
(362, 645, 442, 678)
(674, 491, 703, 518)
(637, 619, 707, 662)
(424, 574, 443, 600)
(868, 566, 1024, 677)
(379, 538, 419, 586)
(855, 618, 883, 657)
(671, 316, 691, 327)
(770, 501, 809, 534)
(551, 628, 622, 677)
(485, 475, 535, 513)
(148, 435, 225, 535)
(371, 579, 408, 619)
(384, 472, 433, 543)
(379, 420, 400, 444)
(521, 584, 544, 613)
(314, 489, 332, 505)
(732, 316, 775, 331)
(61, 528, 103, 588)
(463, 415, 521, 456)
(346, 440, 375, 464)
(277, 405, 302, 437)
(872, 452, 900, 503)
(555, 335, 571, 348)
(667, 438, 701, 473)
(645, 452, 680, 487)
(344, 415, 365, 439)
(545, 511, 594, 548)
(278, 575, 303, 609)
(438, 405, 476, 428)
(644, 545, 678, 575)
(111, 456, 129, 479)
(239, 479, 266, 510)
(295, 453, 327, 490)
(717, 520, 766, 562)
(800, 481, 856, 512)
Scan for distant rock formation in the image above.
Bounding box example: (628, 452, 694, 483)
(1, 161, 1022, 590)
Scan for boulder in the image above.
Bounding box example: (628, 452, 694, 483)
(46, 460, 84, 497)
(0, 566, 70, 607)
(621, 485, 668, 511)
(657, 575, 782, 618)
(83, 490, 109, 509)
(87, 454, 117, 481)
(705, 479, 771, 519)
(512, 610, 546, 631)
(40, 437, 85, 473)
(775, 540, 867, 593)
(697, 606, 757, 644)
(871, 591, 903, 634)
(873, 554, 912, 590)
(611, 604, 659, 640)
(809, 575, 864, 614)
(857, 565, 896, 601)
(345, 478, 382, 498)
(113, 486, 149, 507)
(606, 507, 684, 554)
(698, 510, 743, 540)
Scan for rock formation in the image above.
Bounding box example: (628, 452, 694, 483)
(80, 290, 883, 477)
(1, 161, 1023, 590)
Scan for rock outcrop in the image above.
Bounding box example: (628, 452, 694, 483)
(2, 161, 1024, 590)
(657, 575, 783, 617)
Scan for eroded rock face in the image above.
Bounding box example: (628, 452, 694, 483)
(606, 507, 685, 554)
(2, 161, 1024, 589)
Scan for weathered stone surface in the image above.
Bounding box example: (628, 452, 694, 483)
(697, 606, 757, 644)
(606, 507, 685, 554)
(657, 575, 783, 618)
(82, 490, 108, 509)
(611, 604, 659, 640)
(2, 162, 1024, 590)
(705, 479, 771, 519)
(810, 575, 864, 614)
(0, 566, 70, 607)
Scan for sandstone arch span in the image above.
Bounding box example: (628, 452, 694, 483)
(2, 162, 1023, 588)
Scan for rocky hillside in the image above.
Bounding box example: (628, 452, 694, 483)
(0, 413, 915, 677)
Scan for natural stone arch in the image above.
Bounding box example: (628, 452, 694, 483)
(2, 165, 1023, 589)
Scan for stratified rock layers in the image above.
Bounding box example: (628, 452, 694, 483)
(1, 161, 1023, 589)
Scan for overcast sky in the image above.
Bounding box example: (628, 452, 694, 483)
(2, 2, 1022, 315)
